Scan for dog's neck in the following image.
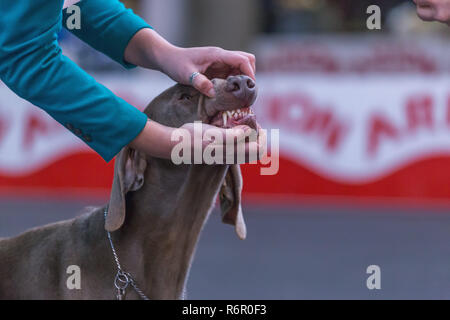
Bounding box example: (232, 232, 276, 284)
(112, 160, 229, 299)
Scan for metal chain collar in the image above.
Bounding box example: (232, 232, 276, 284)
(104, 206, 150, 300)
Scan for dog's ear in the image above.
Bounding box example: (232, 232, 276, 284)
(219, 164, 247, 240)
(105, 147, 147, 232)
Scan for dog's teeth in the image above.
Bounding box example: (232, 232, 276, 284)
(227, 111, 232, 117)
(222, 112, 227, 126)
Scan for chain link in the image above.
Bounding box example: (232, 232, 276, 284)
(104, 207, 150, 300)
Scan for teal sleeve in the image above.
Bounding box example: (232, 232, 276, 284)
(0, 0, 149, 162)
(63, 0, 153, 68)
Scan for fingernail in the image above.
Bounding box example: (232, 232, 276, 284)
(207, 88, 215, 97)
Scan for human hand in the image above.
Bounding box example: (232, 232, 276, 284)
(162, 46, 256, 98)
(413, 0, 450, 24)
(124, 29, 256, 97)
(178, 122, 266, 164)
(129, 120, 266, 164)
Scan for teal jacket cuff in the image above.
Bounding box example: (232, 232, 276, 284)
(63, 0, 153, 69)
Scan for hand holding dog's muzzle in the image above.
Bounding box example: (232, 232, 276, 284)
(175, 122, 265, 165)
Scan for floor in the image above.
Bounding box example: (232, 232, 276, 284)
(1, 197, 450, 299)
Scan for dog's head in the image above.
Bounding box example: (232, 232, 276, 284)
(105, 75, 259, 240)
(143, 75, 258, 130)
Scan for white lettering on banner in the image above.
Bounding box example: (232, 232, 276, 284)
(2, 75, 450, 184)
(253, 36, 445, 74)
(254, 75, 450, 183)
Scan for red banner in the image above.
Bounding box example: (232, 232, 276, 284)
(2, 73, 450, 207)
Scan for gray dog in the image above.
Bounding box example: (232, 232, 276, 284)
(0, 75, 260, 299)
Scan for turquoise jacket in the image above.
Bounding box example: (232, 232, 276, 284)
(0, 0, 152, 161)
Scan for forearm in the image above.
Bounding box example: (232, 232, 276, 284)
(124, 28, 181, 72)
(129, 119, 176, 159)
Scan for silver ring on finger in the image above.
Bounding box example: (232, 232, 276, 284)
(189, 71, 200, 85)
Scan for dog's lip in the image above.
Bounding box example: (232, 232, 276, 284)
(208, 106, 258, 130)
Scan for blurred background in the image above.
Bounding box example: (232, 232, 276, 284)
(2, 0, 450, 299)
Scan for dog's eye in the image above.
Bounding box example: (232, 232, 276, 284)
(180, 93, 192, 101)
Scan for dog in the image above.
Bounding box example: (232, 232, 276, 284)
(0, 75, 261, 299)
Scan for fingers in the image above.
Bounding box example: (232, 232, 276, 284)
(256, 125, 268, 160)
(191, 72, 216, 97)
(240, 124, 266, 164)
(180, 122, 266, 164)
(416, 3, 437, 21)
(229, 125, 254, 142)
(219, 50, 256, 80)
(186, 47, 256, 95)
(236, 51, 256, 75)
(414, 0, 450, 23)
(220, 125, 266, 164)
(205, 125, 252, 147)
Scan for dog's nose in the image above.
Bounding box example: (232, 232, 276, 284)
(225, 75, 256, 106)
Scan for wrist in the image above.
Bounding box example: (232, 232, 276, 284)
(150, 35, 182, 75)
(125, 28, 179, 71)
(129, 119, 176, 159)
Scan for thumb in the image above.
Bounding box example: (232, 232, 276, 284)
(192, 72, 215, 97)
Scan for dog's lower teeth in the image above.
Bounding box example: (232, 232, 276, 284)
(215, 107, 254, 127)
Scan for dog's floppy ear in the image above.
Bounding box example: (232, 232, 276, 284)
(105, 147, 147, 232)
(219, 164, 247, 240)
